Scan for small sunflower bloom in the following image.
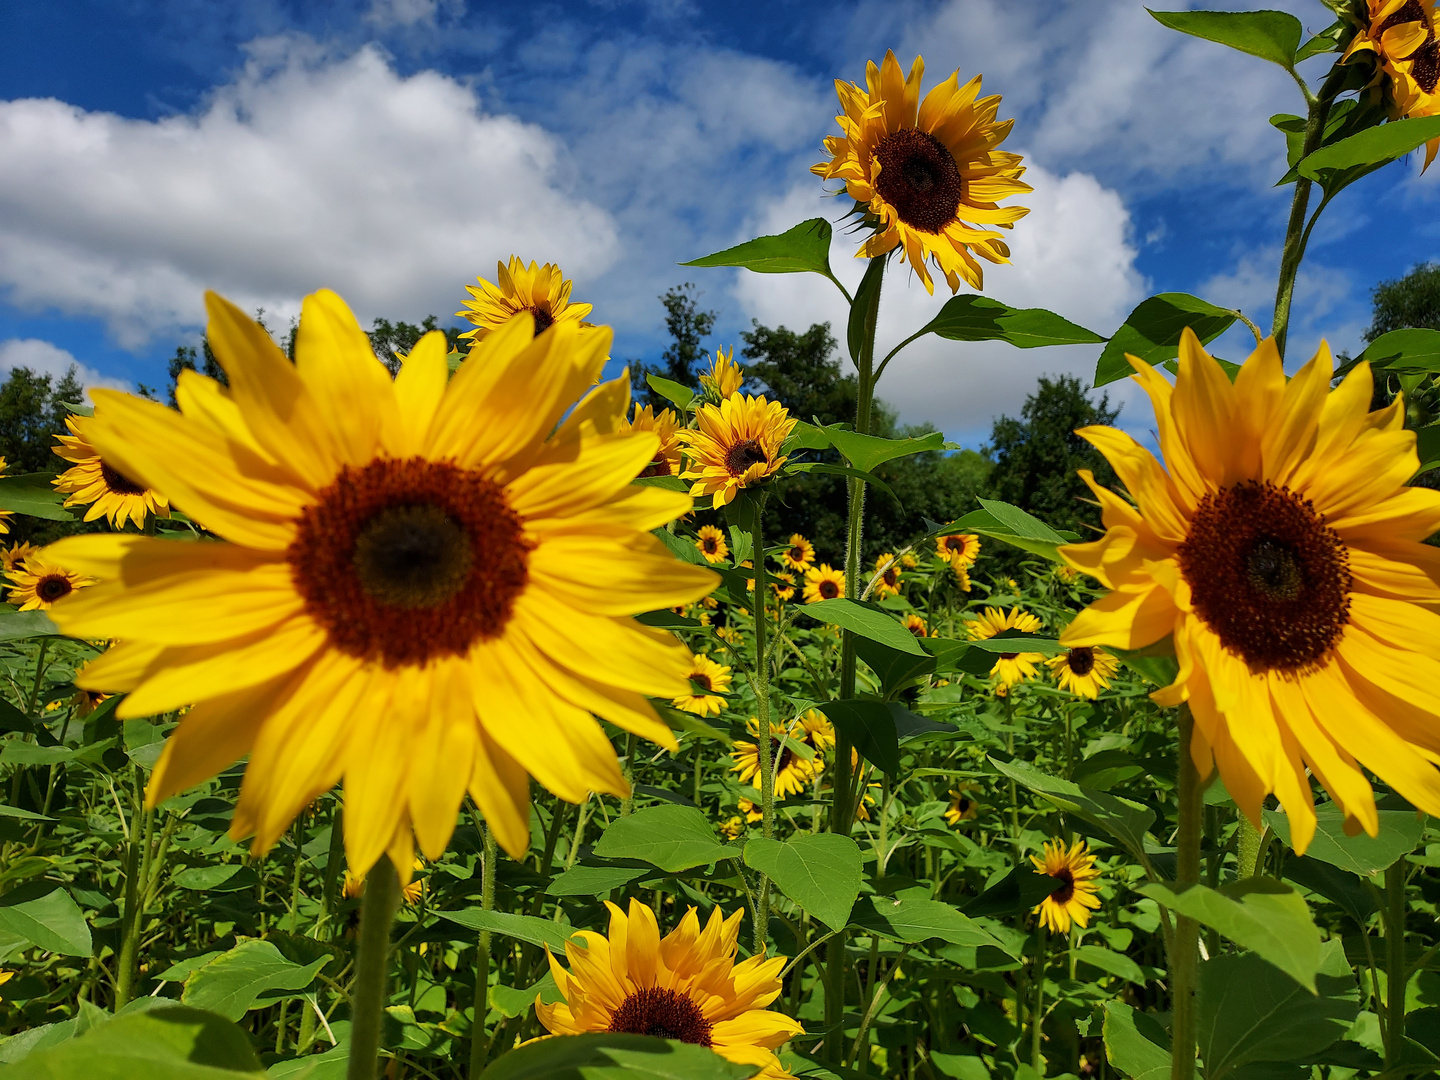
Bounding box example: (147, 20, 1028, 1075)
(621, 405, 684, 479)
(714, 624, 739, 644)
(771, 571, 796, 602)
(796, 709, 836, 755)
(719, 814, 745, 840)
(943, 783, 981, 825)
(0, 457, 13, 537)
(680, 396, 796, 509)
(812, 51, 1030, 294)
(538, 899, 803, 1077)
(695, 524, 731, 564)
(1031, 839, 1101, 934)
(936, 533, 980, 567)
(698, 347, 745, 401)
(952, 562, 973, 592)
(38, 292, 715, 878)
(738, 797, 763, 823)
(900, 552, 918, 569)
(731, 718, 823, 798)
(673, 654, 731, 716)
(780, 533, 815, 572)
(965, 606, 1044, 688)
(1344, 0, 1440, 171)
(1060, 328, 1440, 851)
(52, 413, 171, 529)
(903, 613, 928, 638)
(6, 556, 94, 611)
(457, 257, 593, 341)
(1, 541, 38, 575)
(1048, 646, 1118, 699)
(872, 553, 902, 598)
(70, 689, 111, 718)
(803, 564, 845, 604)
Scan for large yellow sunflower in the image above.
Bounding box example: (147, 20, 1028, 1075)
(731, 718, 823, 799)
(39, 292, 715, 878)
(698, 347, 745, 401)
(812, 51, 1031, 294)
(936, 533, 980, 567)
(456, 257, 594, 341)
(695, 524, 730, 565)
(1060, 328, 1440, 851)
(871, 553, 902, 598)
(680, 396, 796, 509)
(620, 405, 683, 479)
(673, 654, 732, 716)
(1047, 646, 1119, 700)
(6, 556, 94, 611)
(1344, 0, 1440, 170)
(964, 606, 1044, 689)
(538, 899, 803, 1078)
(1031, 839, 1101, 934)
(52, 413, 170, 529)
(780, 533, 815, 572)
(803, 564, 845, 604)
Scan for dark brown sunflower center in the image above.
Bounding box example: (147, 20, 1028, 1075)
(1414, 39, 1440, 93)
(99, 460, 147, 496)
(528, 305, 554, 336)
(1378, 0, 1426, 35)
(956, 796, 971, 812)
(1177, 480, 1351, 673)
(882, 567, 898, 586)
(945, 537, 963, 552)
(1049, 867, 1076, 905)
(289, 457, 532, 668)
(37, 575, 72, 603)
(608, 987, 713, 1045)
(639, 457, 673, 479)
(818, 579, 840, 600)
(724, 439, 768, 476)
(873, 128, 964, 234)
(998, 652, 1019, 661)
(691, 673, 712, 692)
(1067, 647, 1095, 677)
(789, 546, 805, 561)
(702, 536, 719, 553)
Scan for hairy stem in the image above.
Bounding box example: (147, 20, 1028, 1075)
(1169, 707, 1203, 1080)
(347, 856, 400, 1080)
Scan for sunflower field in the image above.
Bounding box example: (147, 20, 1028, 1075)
(3, 3, 1440, 1080)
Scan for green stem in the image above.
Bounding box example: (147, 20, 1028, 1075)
(468, 826, 499, 1077)
(347, 856, 400, 1080)
(750, 495, 775, 953)
(1384, 860, 1407, 1069)
(1031, 926, 1047, 1073)
(319, 806, 346, 940)
(1169, 707, 1203, 1080)
(1236, 815, 1264, 879)
(115, 805, 155, 1008)
(619, 732, 638, 816)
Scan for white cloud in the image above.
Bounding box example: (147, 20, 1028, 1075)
(0, 37, 619, 346)
(0, 338, 130, 395)
(730, 156, 1146, 443)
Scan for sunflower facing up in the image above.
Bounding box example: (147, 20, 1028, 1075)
(698, 347, 745, 401)
(52, 413, 170, 530)
(621, 405, 684, 479)
(731, 718, 823, 799)
(680, 395, 796, 509)
(1048, 646, 1118, 699)
(7, 556, 94, 612)
(38, 292, 717, 879)
(780, 533, 815, 572)
(456, 257, 593, 341)
(965, 606, 1045, 689)
(871, 553, 903, 598)
(812, 51, 1031, 294)
(1344, 0, 1440, 171)
(1059, 328, 1440, 851)
(673, 654, 732, 716)
(943, 782, 981, 825)
(936, 533, 980, 567)
(803, 564, 845, 604)
(695, 524, 731, 564)
(1031, 839, 1101, 934)
(538, 899, 803, 1078)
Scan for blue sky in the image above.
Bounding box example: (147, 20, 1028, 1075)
(1, 0, 1437, 446)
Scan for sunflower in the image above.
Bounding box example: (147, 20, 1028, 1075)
(771, 571, 796, 602)
(796, 708, 836, 755)
(719, 814, 745, 840)
(903, 613, 928, 638)
(952, 562, 973, 592)
(737, 797, 763, 823)
(345, 858, 426, 905)
(695, 524, 731, 564)
(538, 899, 803, 1077)
(52, 413, 170, 529)
(1, 541, 37, 575)
(7, 556, 94, 611)
(731, 718, 823, 798)
(714, 624, 739, 644)
(70, 689, 111, 718)
(943, 783, 981, 825)
(1344, 0, 1440, 171)
(872, 553, 902, 598)
(812, 51, 1030, 294)
(699, 347, 745, 401)
(1047, 646, 1118, 700)
(900, 552, 918, 569)
(621, 405, 684, 479)
(0, 971, 12, 1001)
(456, 257, 594, 341)
(853, 781, 881, 822)
(1059, 329, 1440, 849)
(936, 533, 980, 567)
(679, 396, 796, 509)
(38, 291, 715, 878)
(1031, 839, 1101, 934)
(965, 606, 1044, 689)
(803, 564, 845, 604)
(1054, 565, 1079, 584)
(0, 457, 13, 537)
(780, 533, 815, 572)
(673, 654, 731, 716)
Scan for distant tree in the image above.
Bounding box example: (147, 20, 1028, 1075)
(1365, 261, 1440, 341)
(632, 284, 716, 409)
(167, 338, 227, 406)
(741, 321, 856, 426)
(983, 375, 1118, 543)
(0, 366, 83, 475)
(369, 316, 462, 375)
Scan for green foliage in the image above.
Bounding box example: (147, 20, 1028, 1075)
(1365, 262, 1440, 342)
(631, 284, 717, 410)
(0, 367, 82, 476)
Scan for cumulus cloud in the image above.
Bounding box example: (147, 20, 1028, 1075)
(0, 37, 619, 346)
(730, 156, 1147, 444)
(0, 338, 130, 395)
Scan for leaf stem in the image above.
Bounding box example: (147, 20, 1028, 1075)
(750, 494, 775, 953)
(347, 856, 400, 1080)
(468, 825, 498, 1077)
(1384, 859, 1408, 1069)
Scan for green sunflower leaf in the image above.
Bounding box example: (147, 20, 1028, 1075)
(917, 295, 1105, 349)
(1355, 327, 1440, 373)
(1298, 114, 1440, 197)
(744, 833, 862, 929)
(946, 498, 1077, 563)
(1148, 9, 1303, 72)
(1262, 803, 1424, 876)
(683, 218, 834, 277)
(591, 804, 738, 872)
(847, 254, 886, 364)
(479, 1032, 757, 1080)
(0, 609, 62, 642)
(438, 910, 576, 954)
(0, 882, 92, 957)
(989, 756, 1155, 860)
(0, 473, 73, 521)
(180, 941, 328, 1021)
(825, 428, 947, 474)
(799, 598, 926, 656)
(1094, 293, 1238, 387)
(645, 374, 694, 411)
(1102, 1001, 1172, 1080)
(849, 896, 1015, 957)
